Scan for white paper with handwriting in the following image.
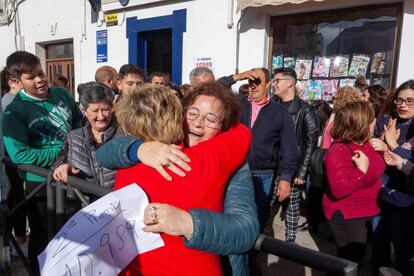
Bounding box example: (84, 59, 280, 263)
(38, 184, 164, 276)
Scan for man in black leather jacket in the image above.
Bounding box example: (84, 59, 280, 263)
(273, 68, 318, 242)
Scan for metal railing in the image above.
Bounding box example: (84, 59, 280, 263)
(0, 156, 359, 276)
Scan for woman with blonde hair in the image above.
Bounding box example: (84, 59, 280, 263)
(323, 101, 385, 265)
(321, 86, 361, 148)
(113, 83, 252, 275)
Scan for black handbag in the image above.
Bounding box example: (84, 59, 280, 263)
(309, 147, 328, 189)
(309, 142, 353, 189)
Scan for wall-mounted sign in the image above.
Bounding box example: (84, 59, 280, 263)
(96, 30, 108, 63)
(194, 57, 215, 72)
(105, 13, 118, 26)
(119, 0, 129, 6)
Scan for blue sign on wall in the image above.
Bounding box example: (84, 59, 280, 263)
(96, 30, 108, 63)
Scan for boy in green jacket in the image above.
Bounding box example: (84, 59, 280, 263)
(2, 51, 82, 274)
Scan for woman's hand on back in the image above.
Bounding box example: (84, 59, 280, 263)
(143, 203, 194, 240)
(351, 150, 369, 174)
(137, 141, 191, 181)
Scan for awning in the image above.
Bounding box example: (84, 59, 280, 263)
(237, 0, 326, 12)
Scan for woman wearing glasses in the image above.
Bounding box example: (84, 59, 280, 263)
(370, 80, 414, 276)
(111, 83, 255, 276)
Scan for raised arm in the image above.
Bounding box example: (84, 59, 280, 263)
(96, 136, 190, 180)
(95, 136, 140, 169)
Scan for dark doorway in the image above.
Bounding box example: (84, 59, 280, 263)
(140, 29, 172, 76)
(127, 9, 186, 84)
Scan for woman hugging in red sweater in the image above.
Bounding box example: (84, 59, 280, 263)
(114, 83, 251, 276)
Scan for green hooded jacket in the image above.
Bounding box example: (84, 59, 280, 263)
(2, 86, 82, 182)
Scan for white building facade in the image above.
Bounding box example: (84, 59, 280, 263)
(0, 0, 412, 96)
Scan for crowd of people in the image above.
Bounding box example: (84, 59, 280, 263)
(1, 50, 413, 276)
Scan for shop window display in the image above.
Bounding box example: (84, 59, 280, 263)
(271, 4, 401, 102)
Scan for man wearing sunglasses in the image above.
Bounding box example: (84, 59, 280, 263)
(233, 67, 299, 231)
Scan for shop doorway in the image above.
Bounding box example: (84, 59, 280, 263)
(45, 42, 75, 96)
(140, 29, 172, 76)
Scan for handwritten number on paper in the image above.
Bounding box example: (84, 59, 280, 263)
(116, 225, 125, 250)
(126, 220, 139, 240)
(64, 264, 72, 276)
(77, 254, 93, 276)
(66, 219, 77, 230)
(100, 233, 114, 259)
(52, 233, 71, 258)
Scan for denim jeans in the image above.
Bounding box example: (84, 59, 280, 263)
(252, 172, 274, 231)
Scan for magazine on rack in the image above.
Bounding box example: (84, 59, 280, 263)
(284, 57, 296, 69)
(348, 54, 370, 77)
(295, 59, 313, 80)
(296, 80, 308, 101)
(312, 56, 330, 78)
(330, 55, 349, 77)
(304, 80, 323, 100)
(272, 55, 284, 71)
(339, 78, 356, 87)
(297, 79, 338, 102)
(370, 52, 386, 74)
(321, 79, 339, 102)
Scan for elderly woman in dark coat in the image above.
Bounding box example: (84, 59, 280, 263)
(53, 82, 120, 189)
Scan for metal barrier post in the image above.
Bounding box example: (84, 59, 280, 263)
(7, 233, 35, 276)
(255, 234, 358, 276)
(55, 181, 66, 231)
(46, 173, 56, 240)
(7, 182, 46, 219)
(0, 205, 11, 276)
(72, 188, 89, 207)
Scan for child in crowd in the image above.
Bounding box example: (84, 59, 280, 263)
(2, 51, 82, 275)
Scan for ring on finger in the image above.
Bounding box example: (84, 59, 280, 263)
(150, 205, 158, 224)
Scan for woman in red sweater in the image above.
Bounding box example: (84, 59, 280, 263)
(323, 101, 385, 265)
(114, 83, 251, 275)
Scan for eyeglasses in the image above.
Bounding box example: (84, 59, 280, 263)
(272, 78, 290, 84)
(394, 97, 414, 107)
(185, 107, 222, 129)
